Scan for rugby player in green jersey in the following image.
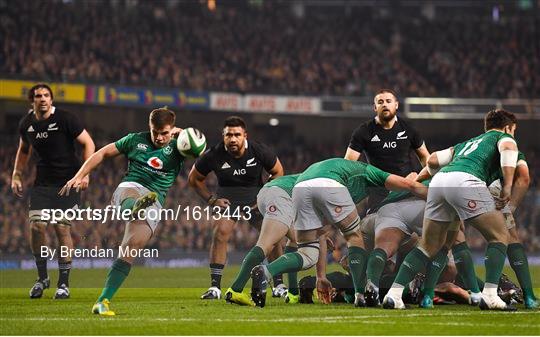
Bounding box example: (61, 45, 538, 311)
(384, 109, 519, 311)
(60, 107, 185, 316)
(249, 158, 427, 307)
(225, 174, 300, 306)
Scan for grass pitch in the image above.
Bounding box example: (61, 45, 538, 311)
(1, 266, 539, 335)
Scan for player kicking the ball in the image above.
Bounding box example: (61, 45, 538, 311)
(250, 158, 427, 307)
(60, 107, 188, 316)
(383, 109, 519, 311)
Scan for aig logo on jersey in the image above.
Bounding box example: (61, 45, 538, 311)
(233, 169, 246, 175)
(147, 157, 163, 169)
(383, 141, 397, 148)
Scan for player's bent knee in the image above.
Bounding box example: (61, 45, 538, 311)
(340, 216, 361, 237)
(297, 241, 320, 270)
(30, 220, 47, 231)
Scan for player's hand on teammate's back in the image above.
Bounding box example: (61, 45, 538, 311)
(316, 277, 334, 304)
(11, 176, 23, 198)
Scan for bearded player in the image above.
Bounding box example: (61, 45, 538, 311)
(12, 83, 95, 299)
(60, 107, 186, 315)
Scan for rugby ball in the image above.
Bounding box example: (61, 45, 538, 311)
(176, 127, 207, 158)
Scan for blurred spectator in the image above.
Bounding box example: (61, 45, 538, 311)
(1, 1, 536, 98)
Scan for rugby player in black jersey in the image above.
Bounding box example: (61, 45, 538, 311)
(11, 84, 95, 299)
(188, 116, 284, 300)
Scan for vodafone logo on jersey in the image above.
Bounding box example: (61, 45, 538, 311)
(147, 157, 163, 170)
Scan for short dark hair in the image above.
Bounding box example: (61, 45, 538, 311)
(374, 88, 398, 101)
(484, 109, 517, 131)
(28, 83, 54, 101)
(149, 107, 176, 128)
(223, 116, 247, 130)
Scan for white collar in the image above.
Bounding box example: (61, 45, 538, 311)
(32, 106, 55, 115)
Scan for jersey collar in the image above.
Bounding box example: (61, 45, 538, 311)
(374, 115, 397, 125)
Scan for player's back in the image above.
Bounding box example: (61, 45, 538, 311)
(440, 130, 516, 184)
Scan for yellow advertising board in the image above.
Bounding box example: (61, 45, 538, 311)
(0, 79, 86, 103)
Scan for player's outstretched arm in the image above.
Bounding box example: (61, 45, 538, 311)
(426, 147, 454, 176)
(384, 174, 428, 200)
(59, 143, 120, 195)
(11, 138, 32, 198)
(315, 232, 333, 304)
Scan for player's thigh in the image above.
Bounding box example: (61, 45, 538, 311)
(444, 173, 496, 222)
(295, 229, 319, 243)
(507, 226, 520, 244)
(465, 210, 508, 244)
(419, 218, 450, 257)
(121, 220, 153, 248)
(292, 184, 323, 231)
(30, 185, 80, 226)
(256, 218, 290, 255)
(111, 182, 144, 205)
(212, 216, 236, 238)
(374, 226, 406, 257)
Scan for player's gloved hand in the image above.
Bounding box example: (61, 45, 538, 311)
(11, 173, 23, 198)
(59, 176, 84, 196)
(316, 277, 335, 304)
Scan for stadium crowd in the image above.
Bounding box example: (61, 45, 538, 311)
(1, 1, 538, 98)
(1, 134, 539, 256)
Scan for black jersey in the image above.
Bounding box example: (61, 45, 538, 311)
(195, 140, 277, 207)
(18, 107, 84, 187)
(348, 117, 423, 177)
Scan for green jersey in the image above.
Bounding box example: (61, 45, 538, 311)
(296, 158, 390, 204)
(114, 132, 185, 204)
(440, 130, 516, 184)
(488, 151, 526, 185)
(264, 174, 300, 197)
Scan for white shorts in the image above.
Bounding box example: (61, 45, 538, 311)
(257, 186, 294, 228)
(292, 178, 356, 231)
(111, 181, 162, 232)
(424, 172, 495, 222)
(375, 197, 425, 237)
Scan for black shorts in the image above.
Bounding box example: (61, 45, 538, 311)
(29, 186, 80, 211)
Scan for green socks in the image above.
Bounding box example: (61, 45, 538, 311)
(452, 242, 481, 293)
(348, 246, 369, 294)
(267, 252, 304, 277)
(97, 259, 132, 302)
(366, 248, 387, 288)
(507, 243, 536, 299)
(231, 246, 266, 293)
(393, 248, 430, 286)
(422, 248, 449, 299)
(284, 246, 299, 295)
(485, 242, 507, 285)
